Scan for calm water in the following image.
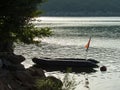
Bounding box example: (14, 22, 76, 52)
(15, 17, 120, 90)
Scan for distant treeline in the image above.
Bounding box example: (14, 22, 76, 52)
(38, 0, 120, 16)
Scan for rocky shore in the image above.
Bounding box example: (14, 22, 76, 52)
(0, 54, 62, 90)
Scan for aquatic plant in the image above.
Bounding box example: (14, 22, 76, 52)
(62, 71, 79, 90)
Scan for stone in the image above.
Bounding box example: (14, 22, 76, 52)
(0, 69, 34, 90)
(5, 54, 25, 64)
(0, 62, 62, 90)
(26, 66, 45, 78)
(2, 59, 25, 71)
(15, 64, 25, 70)
(0, 80, 7, 90)
(0, 59, 3, 68)
(14, 71, 34, 85)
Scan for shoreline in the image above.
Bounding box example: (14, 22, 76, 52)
(0, 54, 62, 90)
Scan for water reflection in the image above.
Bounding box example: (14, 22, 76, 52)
(84, 74, 90, 90)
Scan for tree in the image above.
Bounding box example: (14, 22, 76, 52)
(0, 0, 51, 53)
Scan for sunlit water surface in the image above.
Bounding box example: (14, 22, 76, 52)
(15, 17, 120, 90)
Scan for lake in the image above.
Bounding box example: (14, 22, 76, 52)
(15, 17, 120, 90)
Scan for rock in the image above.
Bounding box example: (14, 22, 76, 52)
(9, 64, 25, 71)
(0, 66, 63, 90)
(0, 80, 10, 90)
(5, 54, 25, 64)
(26, 66, 45, 78)
(15, 64, 25, 70)
(2, 58, 13, 68)
(0, 69, 34, 90)
(12, 66, 45, 90)
(0, 57, 62, 90)
(0, 53, 25, 64)
(0, 69, 21, 90)
(0, 59, 3, 68)
(13, 71, 34, 87)
(2, 59, 25, 71)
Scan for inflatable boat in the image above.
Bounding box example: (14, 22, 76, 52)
(32, 57, 99, 68)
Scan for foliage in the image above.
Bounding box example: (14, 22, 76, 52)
(35, 76, 62, 90)
(0, 0, 51, 45)
(35, 68, 80, 90)
(62, 68, 79, 90)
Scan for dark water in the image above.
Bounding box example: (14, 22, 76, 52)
(15, 17, 120, 90)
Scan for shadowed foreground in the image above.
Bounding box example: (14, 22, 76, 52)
(0, 54, 62, 90)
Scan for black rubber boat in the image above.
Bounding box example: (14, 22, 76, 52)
(32, 57, 99, 68)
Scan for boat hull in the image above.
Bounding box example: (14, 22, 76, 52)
(32, 58, 99, 68)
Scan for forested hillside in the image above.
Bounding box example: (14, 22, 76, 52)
(38, 0, 120, 16)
